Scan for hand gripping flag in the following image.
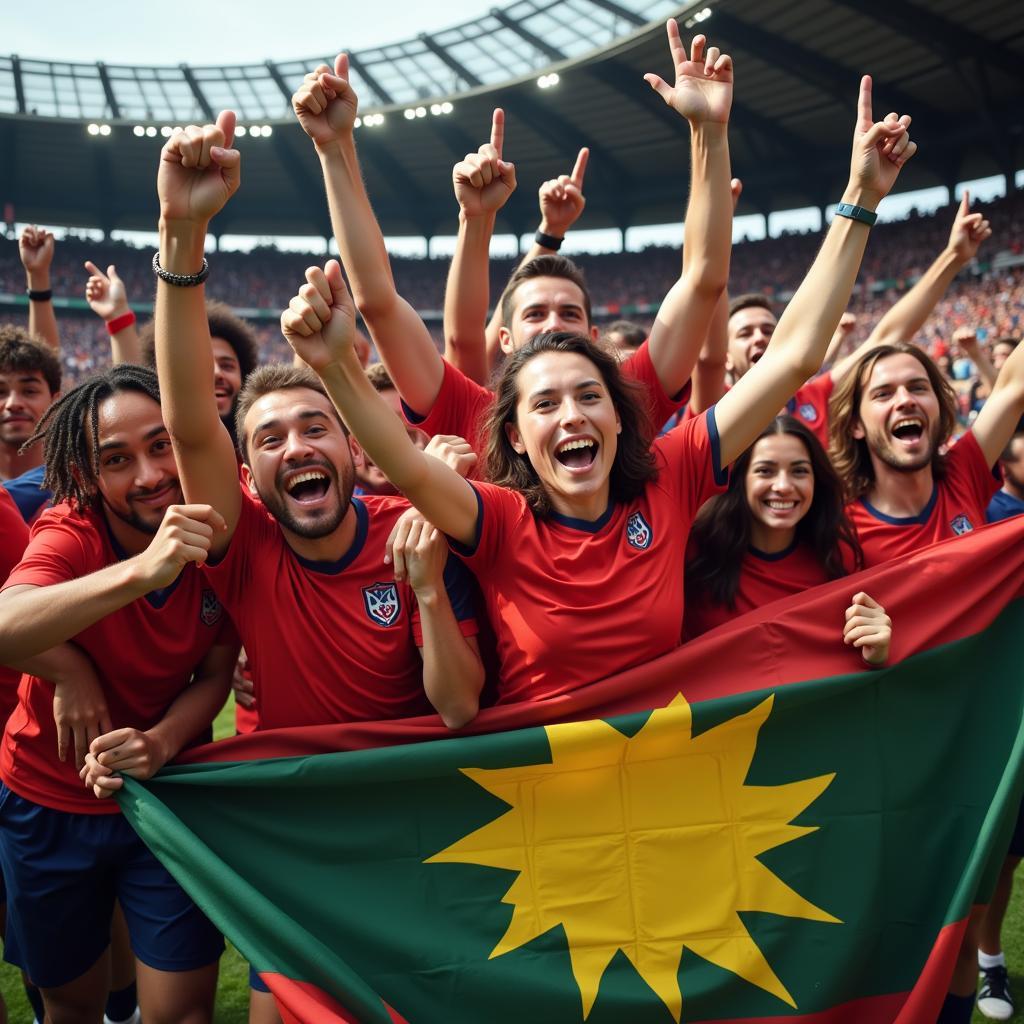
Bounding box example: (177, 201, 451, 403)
(119, 518, 1024, 1024)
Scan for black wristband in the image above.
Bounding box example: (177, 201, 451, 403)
(152, 251, 210, 287)
(26, 288, 53, 302)
(834, 202, 878, 227)
(535, 230, 564, 251)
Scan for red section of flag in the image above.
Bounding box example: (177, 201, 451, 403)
(893, 915, 972, 1023)
(265, 973, 409, 1024)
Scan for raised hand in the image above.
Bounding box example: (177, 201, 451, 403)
(135, 504, 227, 590)
(538, 147, 588, 238)
(947, 191, 992, 264)
(280, 260, 358, 373)
(424, 433, 478, 478)
(848, 77, 916, 205)
(84, 261, 130, 321)
(157, 110, 240, 224)
(293, 53, 358, 147)
(385, 508, 447, 597)
(644, 22, 733, 125)
(19, 225, 55, 283)
(452, 108, 516, 219)
(843, 592, 892, 667)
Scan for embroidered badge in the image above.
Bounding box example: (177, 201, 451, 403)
(362, 582, 401, 627)
(798, 403, 817, 423)
(200, 588, 223, 627)
(626, 511, 652, 551)
(950, 514, 974, 536)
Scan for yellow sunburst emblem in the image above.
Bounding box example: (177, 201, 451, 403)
(427, 693, 840, 1021)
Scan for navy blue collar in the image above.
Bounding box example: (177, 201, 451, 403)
(748, 536, 799, 561)
(292, 497, 369, 574)
(859, 485, 938, 526)
(104, 514, 183, 609)
(548, 502, 616, 534)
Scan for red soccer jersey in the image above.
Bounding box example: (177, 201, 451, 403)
(0, 487, 29, 722)
(847, 430, 1000, 568)
(453, 409, 727, 703)
(685, 541, 831, 638)
(0, 504, 230, 814)
(785, 371, 833, 449)
(404, 342, 688, 473)
(202, 491, 478, 730)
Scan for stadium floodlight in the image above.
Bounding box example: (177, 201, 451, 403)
(236, 125, 248, 137)
(404, 109, 416, 120)
(441, 101, 454, 114)
(263, 125, 273, 137)
(354, 116, 362, 128)
(537, 73, 560, 89)
(160, 126, 172, 137)
(685, 6, 712, 26)
(415, 106, 426, 118)
(133, 125, 145, 137)
(87, 123, 100, 136)
(430, 103, 442, 116)
(146, 126, 157, 137)
(99, 124, 111, 136)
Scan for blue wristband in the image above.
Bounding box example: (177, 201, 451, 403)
(834, 202, 877, 227)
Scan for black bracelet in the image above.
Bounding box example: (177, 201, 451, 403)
(834, 202, 878, 227)
(26, 288, 53, 302)
(535, 230, 564, 251)
(152, 251, 210, 287)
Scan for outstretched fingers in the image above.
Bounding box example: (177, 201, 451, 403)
(570, 147, 589, 187)
(490, 108, 505, 158)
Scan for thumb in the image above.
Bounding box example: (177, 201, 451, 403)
(106, 264, 120, 282)
(335, 53, 349, 79)
(210, 146, 241, 189)
(644, 73, 673, 105)
(499, 160, 517, 190)
(324, 259, 350, 307)
(216, 109, 236, 149)
(860, 121, 903, 151)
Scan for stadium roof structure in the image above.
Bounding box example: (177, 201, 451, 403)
(3, 0, 1023, 241)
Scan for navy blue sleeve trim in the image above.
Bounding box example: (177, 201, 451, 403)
(441, 552, 478, 622)
(400, 397, 428, 425)
(707, 405, 727, 486)
(447, 484, 484, 558)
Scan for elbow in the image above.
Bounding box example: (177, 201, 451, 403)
(353, 290, 395, 325)
(440, 694, 480, 731)
(686, 261, 730, 300)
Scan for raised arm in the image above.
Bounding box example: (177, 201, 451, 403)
(954, 326, 998, 392)
(716, 76, 916, 465)
(20, 226, 59, 350)
(83, 261, 142, 364)
(154, 112, 243, 554)
(971, 335, 1024, 467)
(292, 56, 444, 416)
(641, 24, 733, 399)
(830, 192, 991, 384)
(484, 147, 590, 368)
(444, 108, 516, 384)
(282, 261, 479, 546)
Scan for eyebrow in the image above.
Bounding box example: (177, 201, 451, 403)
(252, 409, 329, 435)
(870, 376, 930, 393)
(527, 379, 602, 402)
(753, 458, 811, 467)
(97, 423, 168, 454)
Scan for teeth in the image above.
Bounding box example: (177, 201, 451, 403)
(766, 500, 797, 510)
(287, 470, 327, 493)
(557, 438, 595, 453)
(892, 417, 923, 432)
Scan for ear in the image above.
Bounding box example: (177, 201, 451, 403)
(347, 434, 365, 469)
(498, 325, 515, 356)
(590, 324, 599, 342)
(240, 463, 259, 497)
(505, 419, 527, 455)
(851, 417, 866, 440)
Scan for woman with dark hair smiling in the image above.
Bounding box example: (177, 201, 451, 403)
(684, 416, 891, 665)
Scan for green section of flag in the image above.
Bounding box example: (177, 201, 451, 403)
(121, 601, 1024, 1024)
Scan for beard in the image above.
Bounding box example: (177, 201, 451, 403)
(866, 421, 938, 475)
(256, 457, 354, 539)
(102, 487, 179, 537)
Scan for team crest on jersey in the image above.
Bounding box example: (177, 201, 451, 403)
(626, 511, 652, 550)
(200, 589, 223, 627)
(950, 513, 974, 536)
(362, 582, 401, 627)
(798, 403, 817, 423)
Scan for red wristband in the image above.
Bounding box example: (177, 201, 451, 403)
(106, 311, 136, 335)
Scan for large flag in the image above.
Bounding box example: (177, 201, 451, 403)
(120, 519, 1024, 1024)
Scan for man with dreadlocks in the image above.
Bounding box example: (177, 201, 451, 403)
(0, 364, 236, 1024)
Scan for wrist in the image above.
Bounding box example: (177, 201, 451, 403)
(412, 586, 441, 607)
(158, 220, 208, 275)
(942, 245, 970, 269)
(538, 219, 567, 240)
(689, 120, 729, 141)
(26, 271, 51, 290)
(840, 184, 881, 212)
(105, 304, 132, 323)
(316, 136, 351, 162)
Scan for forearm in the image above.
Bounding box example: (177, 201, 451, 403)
(417, 595, 482, 729)
(971, 346, 999, 391)
(689, 290, 729, 413)
(319, 139, 443, 409)
(7, 642, 98, 688)
(443, 212, 495, 385)
(27, 270, 59, 351)
(156, 221, 221, 444)
(870, 247, 963, 346)
(109, 323, 142, 366)
(0, 565, 151, 662)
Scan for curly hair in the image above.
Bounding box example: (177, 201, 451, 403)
(829, 342, 958, 501)
(0, 325, 62, 395)
(687, 416, 863, 609)
(21, 364, 161, 511)
(481, 331, 657, 516)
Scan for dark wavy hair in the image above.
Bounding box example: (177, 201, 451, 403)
(499, 254, 592, 329)
(829, 342, 958, 501)
(687, 416, 863, 609)
(482, 331, 657, 516)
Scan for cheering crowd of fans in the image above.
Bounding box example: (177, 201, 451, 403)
(0, 20, 1023, 1024)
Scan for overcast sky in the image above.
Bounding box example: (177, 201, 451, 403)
(5, 1, 496, 64)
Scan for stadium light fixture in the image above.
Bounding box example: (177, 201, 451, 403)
(415, 106, 426, 118)
(404, 108, 416, 120)
(441, 101, 453, 114)
(87, 123, 100, 136)
(354, 116, 362, 128)
(160, 126, 172, 137)
(263, 125, 273, 137)
(430, 103, 442, 116)
(146, 126, 157, 138)
(99, 124, 111, 136)
(133, 125, 145, 137)
(236, 125, 248, 137)
(685, 7, 712, 27)
(537, 72, 560, 89)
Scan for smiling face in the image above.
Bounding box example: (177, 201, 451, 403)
(728, 306, 777, 379)
(211, 336, 243, 418)
(853, 352, 942, 475)
(0, 369, 55, 447)
(242, 387, 356, 540)
(744, 434, 814, 550)
(90, 390, 182, 542)
(505, 350, 620, 520)
(499, 277, 599, 355)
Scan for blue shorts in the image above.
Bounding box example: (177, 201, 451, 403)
(250, 965, 271, 992)
(0, 784, 223, 988)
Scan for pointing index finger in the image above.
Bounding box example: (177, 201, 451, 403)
(490, 108, 505, 158)
(570, 147, 589, 188)
(856, 75, 873, 132)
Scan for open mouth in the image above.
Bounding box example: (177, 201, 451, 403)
(749, 347, 766, 364)
(285, 469, 331, 504)
(555, 438, 598, 471)
(891, 417, 925, 442)
(764, 499, 799, 512)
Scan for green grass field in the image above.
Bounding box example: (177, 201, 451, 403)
(0, 694, 1020, 1022)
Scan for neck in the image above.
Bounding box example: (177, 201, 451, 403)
(1004, 479, 1024, 503)
(281, 500, 358, 563)
(748, 521, 796, 555)
(865, 456, 935, 517)
(102, 506, 155, 558)
(547, 484, 611, 523)
(0, 441, 42, 482)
